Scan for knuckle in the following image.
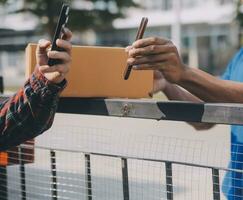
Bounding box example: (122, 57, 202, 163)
(63, 52, 69, 60)
(150, 45, 157, 51)
(171, 45, 177, 52)
(151, 37, 158, 43)
(136, 40, 143, 47)
(167, 43, 176, 52)
(127, 58, 135, 65)
(50, 51, 58, 58)
(138, 49, 145, 55)
(167, 39, 173, 44)
(54, 65, 60, 71)
(65, 42, 71, 50)
(66, 66, 70, 73)
(129, 49, 136, 57)
(169, 53, 177, 61)
(135, 48, 144, 56)
(66, 65, 70, 73)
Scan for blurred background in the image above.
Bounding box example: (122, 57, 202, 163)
(0, 2, 238, 199)
(0, 0, 242, 91)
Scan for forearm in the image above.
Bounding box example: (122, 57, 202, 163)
(163, 80, 215, 130)
(0, 68, 66, 151)
(164, 82, 203, 103)
(179, 67, 243, 103)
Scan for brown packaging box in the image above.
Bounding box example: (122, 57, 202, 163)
(25, 44, 153, 98)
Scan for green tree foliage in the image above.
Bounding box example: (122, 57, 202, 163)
(237, 0, 243, 26)
(0, 0, 7, 4)
(14, 0, 136, 36)
(237, 0, 243, 46)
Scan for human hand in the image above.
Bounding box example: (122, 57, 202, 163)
(125, 46, 168, 95)
(36, 28, 72, 84)
(126, 37, 187, 84)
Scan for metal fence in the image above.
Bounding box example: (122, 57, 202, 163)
(0, 144, 230, 200)
(0, 97, 243, 199)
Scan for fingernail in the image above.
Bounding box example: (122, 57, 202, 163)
(38, 39, 50, 47)
(38, 39, 46, 44)
(132, 40, 140, 47)
(133, 65, 139, 70)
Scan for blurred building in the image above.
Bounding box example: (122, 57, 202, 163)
(0, 0, 240, 89)
(98, 0, 238, 75)
(0, 0, 41, 87)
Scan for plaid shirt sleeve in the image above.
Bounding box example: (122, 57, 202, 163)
(0, 68, 67, 151)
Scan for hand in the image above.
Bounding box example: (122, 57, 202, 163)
(126, 37, 187, 84)
(36, 28, 72, 84)
(125, 46, 168, 95)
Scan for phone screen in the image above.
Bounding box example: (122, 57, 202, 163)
(48, 4, 70, 66)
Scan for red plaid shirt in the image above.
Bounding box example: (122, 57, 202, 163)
(0, 68, 66, 151)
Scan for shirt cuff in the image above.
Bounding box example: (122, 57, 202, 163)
(28, 68, 67, 99)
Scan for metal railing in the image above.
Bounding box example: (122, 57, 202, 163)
(0, 145, 232, 200)
(0, 96, 243, 199)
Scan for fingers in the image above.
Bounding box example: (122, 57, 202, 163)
(128, 44, 176, 57)
(38, 39, 51, 48)
(133, 62, 167, 70)
(61, 27, 72, 41)
(132, 37, 170, 48)
(36, 39, 51, 55)
(48, 50, 71, 63)
(39, 64, 69, 75)
(55, 28, 72, 54)
(127, 53, 173, 66)
(125, 46, 133, 53)
(36, 28, 72, 84)
(56, 39, 72, 54)
(36, 39, 51, 66)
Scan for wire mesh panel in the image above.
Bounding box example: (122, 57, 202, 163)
(0, 112, 239, 199)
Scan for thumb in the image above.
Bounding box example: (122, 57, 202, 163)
(37, 39, 51, 54)
(36, 39, 51, 66)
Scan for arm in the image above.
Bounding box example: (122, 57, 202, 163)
(127, 37, 243, 103)
(0, 69, 65, 151)
(126, 39, 217, 130)
(154, 71, 215, 130)
(179, 67, 243, 103)
(128, 37, 243, 103)
(0, 28, 72, 151)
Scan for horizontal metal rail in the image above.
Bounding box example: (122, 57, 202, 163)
(31, 145, 243, 174)
(1, 96, 243, 125)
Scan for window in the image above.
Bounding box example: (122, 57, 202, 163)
(181, 0, 200, 8)
(138, 0, 172, 11)
(162, 0, 172, 10)
(219, 0, 234, 5)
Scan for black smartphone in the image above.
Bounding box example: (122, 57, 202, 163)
(48, 4, 70, 66)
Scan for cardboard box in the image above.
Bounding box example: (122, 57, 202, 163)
(25, 44, 153, 98)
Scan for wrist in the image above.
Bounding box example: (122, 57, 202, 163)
(31, 68, 67, 95)
(163, 81, 174, 96)
(177, 64, 191, 86)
